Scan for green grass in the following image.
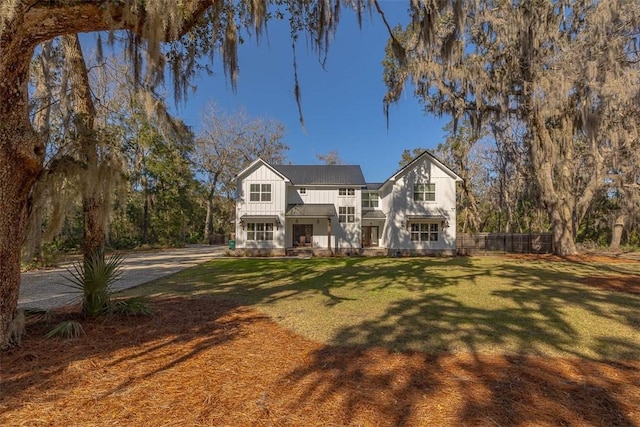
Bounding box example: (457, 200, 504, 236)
(122, 256, 640, 359)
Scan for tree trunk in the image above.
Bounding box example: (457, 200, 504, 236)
(142, 189, 150, 244)
(63, 35, 106, 261)
(0, 103, 44, 347)
(204, 197, 215, 244)
(82, 196, 107, 257)
(0, 43, 45, 346)
(530, 113, 579, 256)
(0, 126, 43, 347)
(609, 214, 626, 250)
(204, 176, 218, 245)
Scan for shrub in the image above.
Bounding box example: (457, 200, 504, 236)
(64, 250, 124, 318)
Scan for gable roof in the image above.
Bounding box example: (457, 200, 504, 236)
(272, 165, 366, 186)
(381, 151, 462, 190)
(235, 158, 290, 182)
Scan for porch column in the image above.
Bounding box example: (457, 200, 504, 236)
(327, 217, 332, 255)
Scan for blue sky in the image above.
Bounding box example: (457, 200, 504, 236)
(174, 2, 450, 183)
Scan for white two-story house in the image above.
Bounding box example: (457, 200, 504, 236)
(234, 151, 462, 256)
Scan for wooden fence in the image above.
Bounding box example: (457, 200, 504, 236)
(456, 233, 554, 255)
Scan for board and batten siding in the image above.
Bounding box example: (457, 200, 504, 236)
(380, 158, 457, 250)
(236, 164, 286, 249)
(287, 185, 362, 249)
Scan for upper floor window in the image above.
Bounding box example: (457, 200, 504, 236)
(414, 183, 435, 202)
(249, 183, 272, 202)
(362, 192, 379, 208)
(246, 223, 274, 241)
(338, 188, 355, 196)
(410, 223, 439, 242)
(299, 188, 307, 195)
(338, 206, 356, 223)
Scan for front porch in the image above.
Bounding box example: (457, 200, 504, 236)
(285, 203, 336, 255)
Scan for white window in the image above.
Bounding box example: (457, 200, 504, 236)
(249, 183, 272, 202)
(339, 206, 356, 223)
(410, 223, 439, 242)
(246, 223, 274, 241)
(414, 183, 435, 201)
(362, 192, 379, 208)
(338, 188, 355, 196)
(299, 188, 307, 195)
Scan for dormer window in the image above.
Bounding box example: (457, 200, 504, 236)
(299, 188, 307, 195)
(339, 188, 355, 196)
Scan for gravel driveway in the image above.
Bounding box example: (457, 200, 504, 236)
(19, 245, 227, 310)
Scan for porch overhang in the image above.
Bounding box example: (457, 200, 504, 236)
(239, 215, 282, 228)
(239, 215, 280, 221)
(406, 214, 450, 228)
(406, 215, 447, 221)
(363, 210, 386, 220)
(285, 204, 336, 218)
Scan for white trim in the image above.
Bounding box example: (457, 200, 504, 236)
(380, 151, 462, 192)
(235, 158, 290, 182)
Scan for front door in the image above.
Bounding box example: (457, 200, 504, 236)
(293, 224, 313, 247)
(362, 226, 379, 247)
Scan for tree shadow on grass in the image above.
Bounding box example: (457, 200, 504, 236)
(130, 257, 640, 359)
(9, 256, 638, 425)
(274, 257, 640, 425)
(134, 256, 481, 306)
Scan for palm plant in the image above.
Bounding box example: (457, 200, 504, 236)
(45, 320, 85, 339)
(109, 297, 154, 317)
(64, 249, 124, 317)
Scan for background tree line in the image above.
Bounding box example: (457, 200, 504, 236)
(388, 0, 640, 254)
(22, 37, 289, 266)
(400, 115, 639, 250)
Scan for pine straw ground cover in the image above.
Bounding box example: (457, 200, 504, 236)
(2, 255, 640, 426)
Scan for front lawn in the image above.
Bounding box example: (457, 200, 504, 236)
(3, 254, 640, 426)
(125, 255, 640, 359)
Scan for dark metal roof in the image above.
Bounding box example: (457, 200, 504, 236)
(272, 165, 366, 186)
(363, 210, 386, 219)
(365, 183, 383, 190)
(286, 204, 336, 217)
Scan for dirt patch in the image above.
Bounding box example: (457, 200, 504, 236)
(2, 297, 639, 426)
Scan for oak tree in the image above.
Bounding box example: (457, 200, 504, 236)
(383, 0, 640, 255)
(0, 0, 354, 346)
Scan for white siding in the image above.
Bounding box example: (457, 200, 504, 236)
(236, 163, 286, 249)
(334, 187, 361, 249)
(380, 157, 458, 251)
(285, 185, 362, 249)
(236, 153, 459, 254)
